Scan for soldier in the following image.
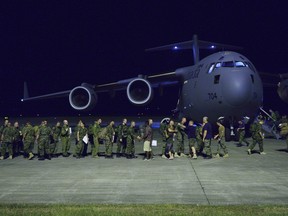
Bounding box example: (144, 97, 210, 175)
(0, 118, 9, 148)
(36, 120, 52, 160)
(159, 121, 168, 159)
(279, 115, 288, 151)
(13, 121, 23, 157)
(50, 122, 61, 157)
(248, 119, 265, 155)
(74, 121, 88, 159)
(126, 121, 138, 159)
(104, 121, 115, 159)
(196, 125, 204, 155)
(202, 116, 213, 159)
(214, 121, 229, 158)
(237, 120, 250, 146)
(165, 120, 177, 160)
(92, 119, 102, 158)
(22, 122, 35, 160)
(61, 120, 70, 157)
(175, 117, 187, 158)
(0, 122, 14, 160)
(186, 120, 197, 159)
(116, 118, 128, 158)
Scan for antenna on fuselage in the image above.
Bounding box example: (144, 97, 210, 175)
(145, 34, 242, 65)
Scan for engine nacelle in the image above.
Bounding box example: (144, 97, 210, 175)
(69, 83, 97, 111)
(277, 80, 288, 104)
(127, 78, 153, 105)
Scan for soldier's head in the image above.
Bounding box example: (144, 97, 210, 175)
(189, 120, 194, 126)
(169, 120, 174, 126)
(203, 116, 208, 123)
(63, 120, 68, 125)
(181, 117, 187, 124)
(110, 121, 114, 126)
(7, 122, 11, 127)
(56, 122, 61, 127)
(148, 119, 153, 126)
(123, 118, 127, 124)
(26, 121, 31, 126)
(131, 121, 135, 127)
(97, 119, 102, 124)
(14, 122, 19, 128)
(259, 119, 264, 125)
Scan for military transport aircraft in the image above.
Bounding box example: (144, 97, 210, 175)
(22, 35, 288, 137)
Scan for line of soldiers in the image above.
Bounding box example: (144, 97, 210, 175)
(1, 114, 288, 161)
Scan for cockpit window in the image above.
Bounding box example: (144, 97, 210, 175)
(235, 61, 246, 67)
(221, 61, 234, 67)
(208, 63, 215, 74)
(215, 62, 221, 68)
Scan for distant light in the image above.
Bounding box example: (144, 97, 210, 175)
(211, 45, 216, 49)
(21, 99, 24, 102)
(173, 46, 179, 50)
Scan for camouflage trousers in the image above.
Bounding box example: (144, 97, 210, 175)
(105, 139, 113, 156)
(176, 139, 185, 154)
(23, 140, 34, 155)
(50, 140, 59, 155)
(203, 139, 212, 157)
(239, 130, 249, 146)
(61, 137, 70, 156)
(248, 137, 264, 152)
(188, 138, 197, 155)
(1, 142, 13, 157)
(38, 138, 50, 157)
(91, 137, 99, 157)
(217, 139, 228, 155)
(126, 138, 135, 155)
(116, 137, 127, 155)
(74, 141, 84, 157)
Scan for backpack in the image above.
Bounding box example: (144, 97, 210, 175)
(98, 127, 108, 139)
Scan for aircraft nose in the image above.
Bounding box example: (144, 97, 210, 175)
(222, 72, 252, 106)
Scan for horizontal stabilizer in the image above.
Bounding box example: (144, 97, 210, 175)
(146, 38, 242, 52)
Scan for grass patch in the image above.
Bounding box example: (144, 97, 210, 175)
(0, 204, 288, 216)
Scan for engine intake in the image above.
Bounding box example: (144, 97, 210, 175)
(127, 78, 153, 105)
(69, 83, 97, 111)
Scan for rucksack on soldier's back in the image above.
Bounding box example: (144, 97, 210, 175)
(98, 127, 108, 139)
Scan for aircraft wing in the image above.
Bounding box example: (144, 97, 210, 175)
(22, 71, 180, 110)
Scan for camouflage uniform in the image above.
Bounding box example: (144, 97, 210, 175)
(1, 126, 14, 158)
(116, 123, 128, 156)
(248, 122, 264, 153)
(176, 123, 186, 155)
(61, 124, 70, 157)
(37, 124, 52, 159)
(74, 126, 88, 158)
(279, 120, 288, 150)
(22, 124, 35, 159)
(92, 122, 101, 157)
(105, 125, 115, 157)
(13, 126, 23, 157)
(126, 125, 138, 158)
(238, 121, 249, 146)
(50, 124, 61, 156)
(196, 126, 204, 153)
(159, 122, 168, 155)
(216, 125, 228, 155)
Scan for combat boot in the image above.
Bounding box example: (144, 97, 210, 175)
(223, 154, 229, 158)
(162, 154, 168, 159)
(180, 153, 186, 157)
(0, 156, 4, 160)
(260, 152, 266, 155)
(28, 152, 34, 160)
(47, 154, 52, 160)
(8, 155, 13, 160)
(38, 156, 45, 161)
(192, 154, 198, 159)
(247, 149, 251, 155)
(214, 154, 220, 158)
(174, 153, 180, 158)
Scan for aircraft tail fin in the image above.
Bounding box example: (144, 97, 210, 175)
(22, 82, 29, 101)
(146, 34, 243, 64)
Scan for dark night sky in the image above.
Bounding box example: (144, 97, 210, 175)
(0, 0, 287, 117)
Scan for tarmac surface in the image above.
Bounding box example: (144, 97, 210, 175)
(0, 127, 288, 205)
